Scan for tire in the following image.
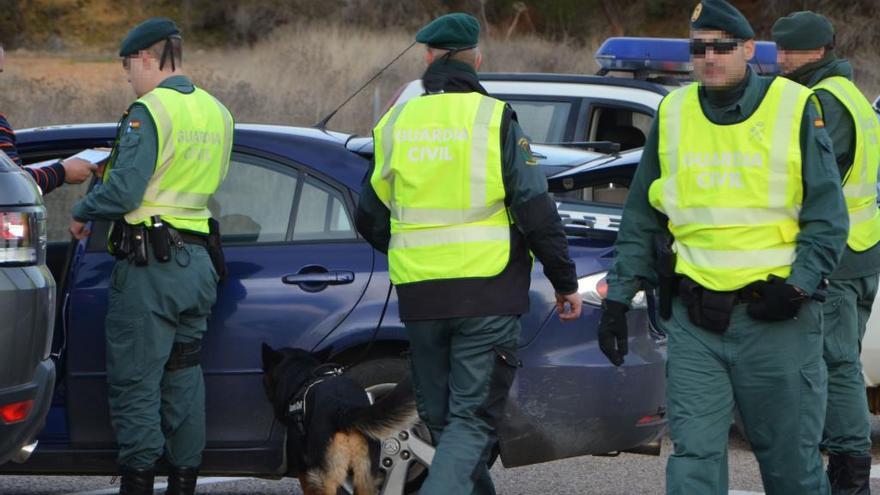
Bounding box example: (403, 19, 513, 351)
(346, 357, 431, 495)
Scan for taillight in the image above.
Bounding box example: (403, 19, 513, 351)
(0, 400, 34, 424)
(0, 210, 46, 266)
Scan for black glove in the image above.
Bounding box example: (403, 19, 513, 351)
(746, 276, 806, 322)
(598, 300, 629, 366)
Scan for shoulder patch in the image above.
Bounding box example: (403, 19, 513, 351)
(814, 118, 825, 128)
(518, 137, 538, 165)
(126, 120, 141, 133)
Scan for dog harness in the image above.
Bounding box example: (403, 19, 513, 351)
(286, 363, 345, 436)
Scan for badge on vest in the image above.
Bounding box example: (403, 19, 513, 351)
(126, 120, 141, 133)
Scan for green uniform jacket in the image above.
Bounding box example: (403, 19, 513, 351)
(72, 76, 195, 222)
(357, 60, 578, 320)
(785, 54, 880, 279)
(607, 69, 848, 304)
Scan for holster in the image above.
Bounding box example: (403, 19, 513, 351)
(131, 225, 148, 266)
(149, 216, 172, 263)
(653, 233, 678, 320)
(678, 278, 737, 334)
(207, 218, 227, 284)
(109, 220, 131, 260)
(109, 220, 148, 265)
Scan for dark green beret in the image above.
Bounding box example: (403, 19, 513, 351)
(690, 0, 755, 40)
(415, 13, 480, 50)
(119, 17, 181, 57)
(772, 11, 834, 50)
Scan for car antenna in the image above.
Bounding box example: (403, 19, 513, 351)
(313, 41, 417, 130)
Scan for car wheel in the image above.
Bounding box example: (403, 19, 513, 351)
(344, 358, 433, 495)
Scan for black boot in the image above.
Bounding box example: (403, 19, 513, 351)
(828, 454, 872, 495)
(119, 465, 155, 495)
(166, 466, 199, 495)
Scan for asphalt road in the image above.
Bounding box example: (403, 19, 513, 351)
(2, 418, 879, 494)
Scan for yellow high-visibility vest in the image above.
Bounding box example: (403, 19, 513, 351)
(371, 92, 510, 285)
(813, 75, 880, 251)
(648, 78, 812, 291)
(107, 86, 234, 234)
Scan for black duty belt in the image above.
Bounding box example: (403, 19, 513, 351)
(172, 229, 209, 248)
(677, 277, 759, 305)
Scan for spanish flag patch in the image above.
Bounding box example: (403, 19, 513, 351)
(814, 118, 825, 128)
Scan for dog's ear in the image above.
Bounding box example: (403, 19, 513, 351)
(261, 342, 283, 370)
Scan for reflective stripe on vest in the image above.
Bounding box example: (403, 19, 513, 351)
(813, 76, 880, 251)
(649, 78, 811, 291)
(371, 92, 509, 285)
(124, 86, 233, 233)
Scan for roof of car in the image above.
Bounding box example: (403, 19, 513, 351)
(477, 72, 670, 96)
(16, 123, 370, 191)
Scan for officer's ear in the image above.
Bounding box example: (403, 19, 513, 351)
(474, 48, 483, 70)
(424, 48, 435, 66)
(742, 39, 756, 62)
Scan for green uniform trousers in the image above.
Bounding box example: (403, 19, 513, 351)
(105, 245, 218, 469)
(405, 315, 520, 495)
(666, 297, 829, 495)
(821, 274, 877, 456)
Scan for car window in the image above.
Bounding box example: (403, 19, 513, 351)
(210, 154, 298, 244)
(505, 100, 573, 144)
(587, 105, 653, 151)
(553, 182, 630, 207)
(293, 177, 356, 241)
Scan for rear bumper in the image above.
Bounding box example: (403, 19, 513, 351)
(0, 358, 56, 465)
(499, 306, 667, 467)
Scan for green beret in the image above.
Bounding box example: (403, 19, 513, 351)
(415, 13, 480, 50)
(772, 11, 834, 50)
(119, 17, 181, 57)
(690, 0, 755, 40)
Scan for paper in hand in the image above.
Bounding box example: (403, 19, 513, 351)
(70, 148, 111, 165)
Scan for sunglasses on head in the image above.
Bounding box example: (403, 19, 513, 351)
(689, 38, 741, 56)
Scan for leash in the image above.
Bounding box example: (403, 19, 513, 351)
(345, 282, 394, 371)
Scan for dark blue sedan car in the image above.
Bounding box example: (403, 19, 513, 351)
(1, 123, 665, 491)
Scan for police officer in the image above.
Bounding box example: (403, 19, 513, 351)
(68, 18, 233, 495)
(773, 12, 879, 494)
(356, 13, 581, 495)
(598, 1, 848, 494)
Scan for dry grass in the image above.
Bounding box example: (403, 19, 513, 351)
(0, 23, 597, 136)
(1, 21, 878, 138)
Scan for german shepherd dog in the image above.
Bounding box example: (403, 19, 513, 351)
(261, 344, 418, 495)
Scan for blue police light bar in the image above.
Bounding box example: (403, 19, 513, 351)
(595, 37, 779, 77)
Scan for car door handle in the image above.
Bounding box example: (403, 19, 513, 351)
(282, 271, 355, 285)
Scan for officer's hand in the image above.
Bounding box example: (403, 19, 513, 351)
(555, 292, 582, 321)
(61, 158, 97, 184)
(69, 219, 90, 240)
(746, 277, 806, 321)
(598, 300, 629, 366)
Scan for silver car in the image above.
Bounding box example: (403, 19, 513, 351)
(0, 151, 55, 465)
